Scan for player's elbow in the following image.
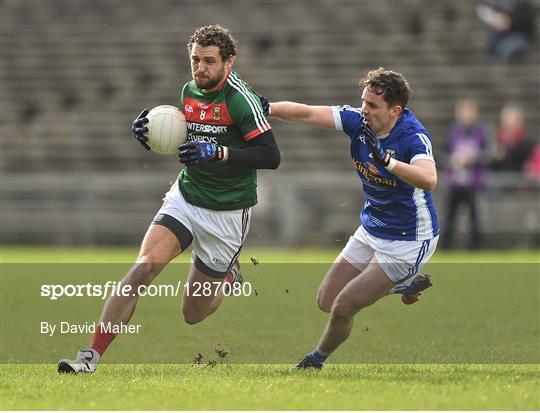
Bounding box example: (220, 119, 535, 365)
(268, 149, 281, 169)
(422, 173, 437, 191)
(413, 172, 437, 191)
(260, 147, 280, 169)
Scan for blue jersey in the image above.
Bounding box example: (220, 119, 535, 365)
(331, 105, 439, 241)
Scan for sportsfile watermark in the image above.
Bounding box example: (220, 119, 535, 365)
(1, 263, 538, 364)
(40, 280, 252, 300)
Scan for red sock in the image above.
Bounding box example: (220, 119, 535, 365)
(90, 324, 117, 356)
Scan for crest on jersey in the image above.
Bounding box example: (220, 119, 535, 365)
(212, 106, 222, 121)
(386, 149, 397, 158)
(368, 148, 397, 160)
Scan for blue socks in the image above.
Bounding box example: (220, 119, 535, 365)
(308, 347, 331, 366)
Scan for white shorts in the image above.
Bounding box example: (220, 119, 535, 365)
(341, 226, 438, 287)
(152, 180, 251, 278)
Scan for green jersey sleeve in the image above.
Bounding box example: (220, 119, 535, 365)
(227, 74, 271, 141)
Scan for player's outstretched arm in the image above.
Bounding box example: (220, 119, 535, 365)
(268, 101, 335, 129)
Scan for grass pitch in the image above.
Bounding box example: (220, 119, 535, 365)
(1, 364, 538, 410)
(1, 247, 539, 410)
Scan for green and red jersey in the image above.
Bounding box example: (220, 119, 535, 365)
(178, 70, 271, 210)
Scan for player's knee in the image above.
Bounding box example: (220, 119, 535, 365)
(137, 252, 161, 267)
(316, 294, 332, 313)
(331, 298, 358, 319)
(316, 285, 335, 313)
(182, 310, 203, 325)
(181, 305, 205, 325)
(124, 261, 158, 288)
(183, 314, 203, 325)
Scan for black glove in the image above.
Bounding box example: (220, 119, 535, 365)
(363, 120, 391, 167)
(179, 141, 225, 166)
(131, 109, 150, 151)
(258, 94, 270, 117)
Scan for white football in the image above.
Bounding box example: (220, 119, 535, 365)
(145, 105, 187, 155)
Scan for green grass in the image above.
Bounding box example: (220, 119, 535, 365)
(1, 246, 539, 410)
(1, 364, 538, 410)
(2, 245, 540, 263)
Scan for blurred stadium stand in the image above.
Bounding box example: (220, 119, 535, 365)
(1, 0, 538, 248)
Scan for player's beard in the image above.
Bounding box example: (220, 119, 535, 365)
(194, 76, 219, 90)
(194, 69, 226, 90)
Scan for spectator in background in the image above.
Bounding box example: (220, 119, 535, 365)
(491, 103, 532, 171)
(476, 0, 536, 61)
(442, 99, 488, 250)
(523, 143, 540, 181)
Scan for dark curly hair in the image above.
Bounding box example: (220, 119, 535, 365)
(187, 25, 238, 61)
(359, 67, 412, 108)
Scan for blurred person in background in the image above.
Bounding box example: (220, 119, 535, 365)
(442, 99, 489, 250)
(57, 25, 280, 374)
(476, 0, 537, 62)
(490, 102, 532, 171)
(523, 142, 540, 180)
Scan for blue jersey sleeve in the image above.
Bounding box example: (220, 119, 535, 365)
(404, 131, 435, 164)
(331, 105, 363, 140)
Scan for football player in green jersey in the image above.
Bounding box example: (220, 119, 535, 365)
(58, 25, 280, 374)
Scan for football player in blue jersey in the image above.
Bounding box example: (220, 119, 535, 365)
(261, 68, 439, 369)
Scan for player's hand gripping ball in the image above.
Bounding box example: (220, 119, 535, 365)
(131, 109, 151, 151)
(132, 106, 188, 155)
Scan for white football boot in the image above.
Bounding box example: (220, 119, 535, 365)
(58, 349, 100, 374)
